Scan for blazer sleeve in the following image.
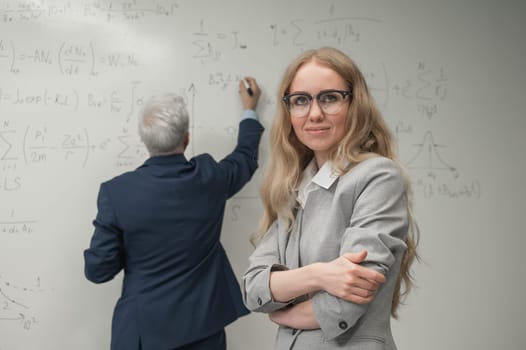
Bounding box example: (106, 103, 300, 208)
(218, 118, 264, 198)
(312, 158, 409, 339)
(83, 183, 124, 283)
(243, 221, 292, 313)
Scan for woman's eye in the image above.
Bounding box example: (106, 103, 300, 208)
(320, 93, 339, 104)
(292, 95, 310, 106)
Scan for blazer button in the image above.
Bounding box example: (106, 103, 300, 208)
(257, 297, 262, 306)
(338, 321, 348, 330)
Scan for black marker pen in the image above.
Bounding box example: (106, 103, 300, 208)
(244, 80, 253, 96)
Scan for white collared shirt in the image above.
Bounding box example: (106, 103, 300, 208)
(297, 159, 340, 208)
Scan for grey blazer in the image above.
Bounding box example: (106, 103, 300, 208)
(243, 157, 409, 350)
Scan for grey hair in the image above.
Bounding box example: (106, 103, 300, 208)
(138, 93, 189, 156)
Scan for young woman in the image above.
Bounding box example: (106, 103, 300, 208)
(243, 47, 419, 349)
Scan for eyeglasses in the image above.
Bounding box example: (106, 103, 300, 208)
(282, 89, 351, 118)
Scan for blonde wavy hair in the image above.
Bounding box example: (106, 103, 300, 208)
(253, 47, 419, 318)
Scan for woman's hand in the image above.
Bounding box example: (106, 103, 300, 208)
(320, 250, 385, 304)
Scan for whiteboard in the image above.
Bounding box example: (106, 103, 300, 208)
(1, 1, 525, 349)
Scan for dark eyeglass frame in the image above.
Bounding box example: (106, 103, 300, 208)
(282, 89, 352, 116)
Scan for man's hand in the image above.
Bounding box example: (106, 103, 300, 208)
(239, 76, 260, 110)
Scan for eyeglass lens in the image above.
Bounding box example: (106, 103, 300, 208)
(287, 90, 349, 117)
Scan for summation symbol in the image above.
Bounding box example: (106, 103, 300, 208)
(0, 130, 17, 161)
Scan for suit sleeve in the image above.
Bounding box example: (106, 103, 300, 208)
(219, 118, 264, 198)
(243, 221, 292, 313)
(312, 159, 409, 339)
(83, 183, 124, 283)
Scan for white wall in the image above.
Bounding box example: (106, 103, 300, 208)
(0, 0, 525, 349)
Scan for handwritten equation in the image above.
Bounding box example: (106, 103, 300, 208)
(0, 124, 147, 169)
(0, 39, 139, 75)
(392, 61, 448, 119)
(0, 210, 36, 236)
(270, 16, 379, 48)
(0, 273, 46, 331)
(0, 0, 386, 69)
(0, 218, 35, 235)
(1, 0, 179, 23)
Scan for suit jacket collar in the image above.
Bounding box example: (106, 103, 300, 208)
(140, 153, 188, 168)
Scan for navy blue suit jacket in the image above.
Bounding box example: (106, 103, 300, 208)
(84, 118, 264, 350)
